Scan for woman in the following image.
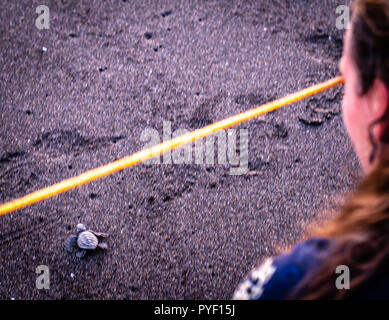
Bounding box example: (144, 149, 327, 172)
(233, 0, 389, 299)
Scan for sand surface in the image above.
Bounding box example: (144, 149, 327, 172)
(0, 0, 360, 299)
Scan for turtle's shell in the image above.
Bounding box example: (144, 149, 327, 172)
(77, 231, 98, 250)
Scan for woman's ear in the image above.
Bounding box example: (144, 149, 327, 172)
(369, 78, 389, 141)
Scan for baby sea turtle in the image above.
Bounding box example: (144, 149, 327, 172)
(64, 223, 108, 258)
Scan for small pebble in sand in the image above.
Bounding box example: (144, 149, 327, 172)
(144, 32, 153, 39)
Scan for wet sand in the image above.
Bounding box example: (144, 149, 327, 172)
(0, 0, 359, 299)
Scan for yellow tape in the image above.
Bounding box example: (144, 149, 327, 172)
(0, 76, 344, 216)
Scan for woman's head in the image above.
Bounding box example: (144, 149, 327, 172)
(292, 0, 389, 299)
(340, 0, 389, 173)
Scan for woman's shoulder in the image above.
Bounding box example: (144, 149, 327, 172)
(233, 238, 332, 300)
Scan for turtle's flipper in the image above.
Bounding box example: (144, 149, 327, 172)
(90, 230, 108, 238)
(76, 250, 87, 258)
(98, 243, 108, 250)
(64, 235, 78, 252)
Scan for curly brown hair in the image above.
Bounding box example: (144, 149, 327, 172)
(291, 0, 389, 299)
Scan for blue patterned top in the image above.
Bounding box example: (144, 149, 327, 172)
(233, 238, 333, 300)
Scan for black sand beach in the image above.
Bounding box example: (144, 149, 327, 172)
(0, 0, 359, 299)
